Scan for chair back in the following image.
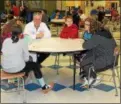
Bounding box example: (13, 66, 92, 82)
(113, 46, 120, 67)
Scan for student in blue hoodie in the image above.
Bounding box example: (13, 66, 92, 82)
(83, 18, 95, 40)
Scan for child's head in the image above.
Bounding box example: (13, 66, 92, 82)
(84, 17, 99, 34)
(84, 18, 91, 32)
(11, 25, 22, 43)
(7, 14, 14, 21)
(65, 16, 73, 27)
(16, 17, 24, 25)
(55, 10, 60, 16)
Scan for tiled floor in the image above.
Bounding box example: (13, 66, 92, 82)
(1, 54, 120, 103)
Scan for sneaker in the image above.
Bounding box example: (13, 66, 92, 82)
(81, 77, 95, 88)
(81, 77, 88, 87)
(92, 77, 101, 86)
(41, 82, 54, 94)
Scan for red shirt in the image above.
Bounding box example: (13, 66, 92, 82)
(60, 24, 79, 39)
(12, 6, 20, 16)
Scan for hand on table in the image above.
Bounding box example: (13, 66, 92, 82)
(36, 32, 44, 39)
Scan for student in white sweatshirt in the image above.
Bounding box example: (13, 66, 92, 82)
(1, 25, 54, 94)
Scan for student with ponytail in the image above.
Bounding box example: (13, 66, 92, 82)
(1, 25, 54, 94)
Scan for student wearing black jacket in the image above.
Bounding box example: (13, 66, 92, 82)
(78, 18, 117, 86)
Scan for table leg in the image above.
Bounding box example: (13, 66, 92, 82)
(73, 54, 76, 90)
(57, 53, 59, 75)
(57, 25, 59, 36)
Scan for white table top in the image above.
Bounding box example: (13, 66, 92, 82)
(105, 14, 111, 17)
(51, 19, 65, 24)
(29, 38, 85, 53)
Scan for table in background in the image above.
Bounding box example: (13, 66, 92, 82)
(50, 19, 65, 36)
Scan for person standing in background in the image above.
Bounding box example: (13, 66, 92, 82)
(73, 9, 81, 28)
(97, 6, 105, 23)
(12, 3, 20, 17)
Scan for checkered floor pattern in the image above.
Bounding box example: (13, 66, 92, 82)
(1, 53, 120, 93)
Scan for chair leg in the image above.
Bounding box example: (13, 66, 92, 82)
(21, 77, 26, 103)
(69, 55, 72, 66)
(57, 54, 59, 75)
(111, 68, 118, 96)
(17, 78, 20, 95)
(57, 54, 60, 66)
(54, 54, 58, 67)
(88, 67, 91, 89)
(115, 66, 120, 88)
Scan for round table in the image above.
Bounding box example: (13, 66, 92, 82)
(29, 37, 84, 53)
(29, 37, 85, 90)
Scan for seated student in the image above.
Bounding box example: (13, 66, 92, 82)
(16, 17, 25, 30)
(82, 17, 100, 41)
(78, 19, 117, 87)
(1, 18, 16, 45)
(1, 25, 54, 93)
(60, 16, 79, 39)
(83, 18, 94, 41)
(50, 10, 63, 20)
(75, 17, 97, 61)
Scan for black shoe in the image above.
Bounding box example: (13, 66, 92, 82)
(41, 82, 54, 94)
